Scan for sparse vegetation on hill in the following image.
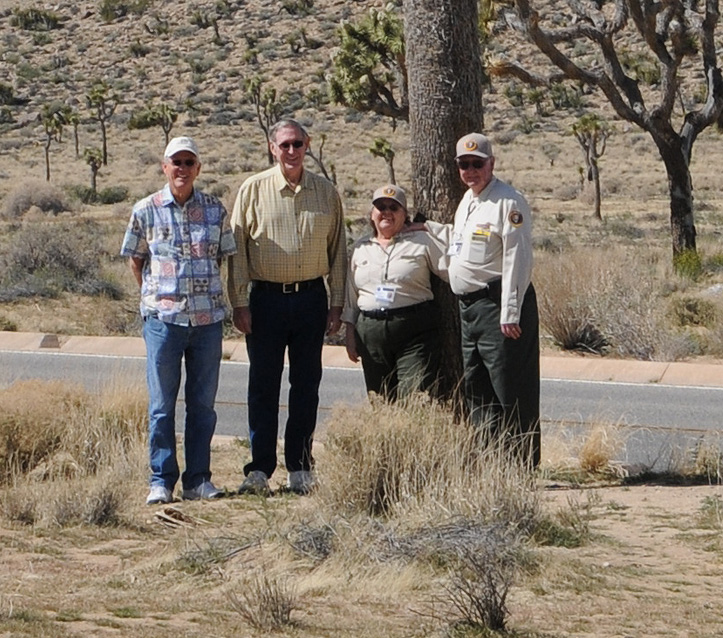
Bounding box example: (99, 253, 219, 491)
(0, 0, 721, 353)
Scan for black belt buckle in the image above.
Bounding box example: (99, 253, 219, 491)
(282, 282, 300, 294)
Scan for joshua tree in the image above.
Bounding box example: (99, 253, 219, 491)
(404, 0, 484, 400)
(572, 114, 611, 221)
(86, 81, 117, 166)
(494, 0, 723, 269)
(40, 103, 67, 181)
(369, 137, 396, 184)
(244, 76, 284, 164)
(83, 147, 103, 199)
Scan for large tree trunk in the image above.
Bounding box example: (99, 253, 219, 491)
(404, 0, 484, 401)
(656, 142, 697, 256)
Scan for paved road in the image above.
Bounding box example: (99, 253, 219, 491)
(1, 348, 721, 471)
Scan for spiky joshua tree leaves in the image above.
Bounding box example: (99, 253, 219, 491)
(494, 0, 723, 269)
(329, 6, 408, 126)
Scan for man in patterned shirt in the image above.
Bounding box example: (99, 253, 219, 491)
(121, 136, 237, 505)
(227, 119, 347, 496)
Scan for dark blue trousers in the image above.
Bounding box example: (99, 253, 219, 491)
(244, 282, 328, 478)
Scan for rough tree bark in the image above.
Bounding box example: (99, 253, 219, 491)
(404, 0, 484, 400)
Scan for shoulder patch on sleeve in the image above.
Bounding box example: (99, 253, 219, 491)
(509, 210, 523, 227)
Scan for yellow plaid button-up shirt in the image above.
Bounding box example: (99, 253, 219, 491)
(227, 164, 347, 307)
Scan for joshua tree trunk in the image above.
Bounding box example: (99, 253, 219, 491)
(404, 0, 484, 401)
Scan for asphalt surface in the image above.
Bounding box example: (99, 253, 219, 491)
(1, 330, 722, 388)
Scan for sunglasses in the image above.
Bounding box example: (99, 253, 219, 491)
(171, 159, 197, 167)
(376, 202, 401, 212)
(456, 159, 487, 170)
(277, 140, 305, 150)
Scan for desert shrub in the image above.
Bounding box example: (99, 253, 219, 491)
(0, 219, 123, 300)
(66, 184, 96, 204)
(0, 82, 14, 105)
(0, 316, 17, 331)
(536, 247, 689, 360)
(670, 296, 716, 327)
(98, 0, 153, 22)
(227, 573, 297, 630)
(318, 397, 538, 524)
(97, 186, 129, 204)
(11, 7, 60, 31)
(1, 179, 69, 219)
(673, 248, 703, 280)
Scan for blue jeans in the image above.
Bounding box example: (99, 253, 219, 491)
(143, 316, 222, 490)
(245, 282, 327, 478)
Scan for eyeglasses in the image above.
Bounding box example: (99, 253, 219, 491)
(456, 159, 487, 170)
(277, 140, 305, 150)
(171, 159, 197, 167)
(376, 203, 401, 212)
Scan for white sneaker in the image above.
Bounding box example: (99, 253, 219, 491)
(238, 470, 270, 496)
(146, 485, 173, 505)
(182, 480, 224, 500)
(287, 470, 314, 495)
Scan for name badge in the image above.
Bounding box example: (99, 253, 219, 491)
(448, 232, 462, 256)
(374, 285, 397, 305)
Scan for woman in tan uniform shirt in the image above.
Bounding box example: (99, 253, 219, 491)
(341, 184, 449, 401)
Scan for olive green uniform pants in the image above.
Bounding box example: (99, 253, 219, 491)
(355, 302, 440, 402)
(459, 284, 541, 467)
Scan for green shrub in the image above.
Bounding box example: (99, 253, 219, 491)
(673, 248, 703, 280)
(97, 186, 129, 204)
(98, 0, 153, 22)
(11, 8, 60, 31)
(66, 184, 96, 204)
(670, 296, 716, 328)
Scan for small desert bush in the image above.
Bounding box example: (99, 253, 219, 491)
(1, 179, 68, 219)
(0, 219, 123, 300)
(536, 246, 693, 360)
(0, 378, 147, 527)
(226, 572, 297, 630)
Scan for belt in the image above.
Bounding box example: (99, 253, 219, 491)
(361, 301, 433, 320)
(252, 277, 324, 294)
(456, 279, 501, 304)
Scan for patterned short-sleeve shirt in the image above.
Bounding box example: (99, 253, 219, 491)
(121, 184, 237, 326)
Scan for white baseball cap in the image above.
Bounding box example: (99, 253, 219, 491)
(164, 136, 200, 160)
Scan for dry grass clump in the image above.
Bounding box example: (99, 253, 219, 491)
(0, 179, 69, 219)
(0, 378, 147, 528)
(317, 394, 538, 526)
(226, 572, 297, 631)
(536, 246, 695, 360)
(278, 396, 542, 632)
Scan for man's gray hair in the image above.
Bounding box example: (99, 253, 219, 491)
(269, 118, 309, 143)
